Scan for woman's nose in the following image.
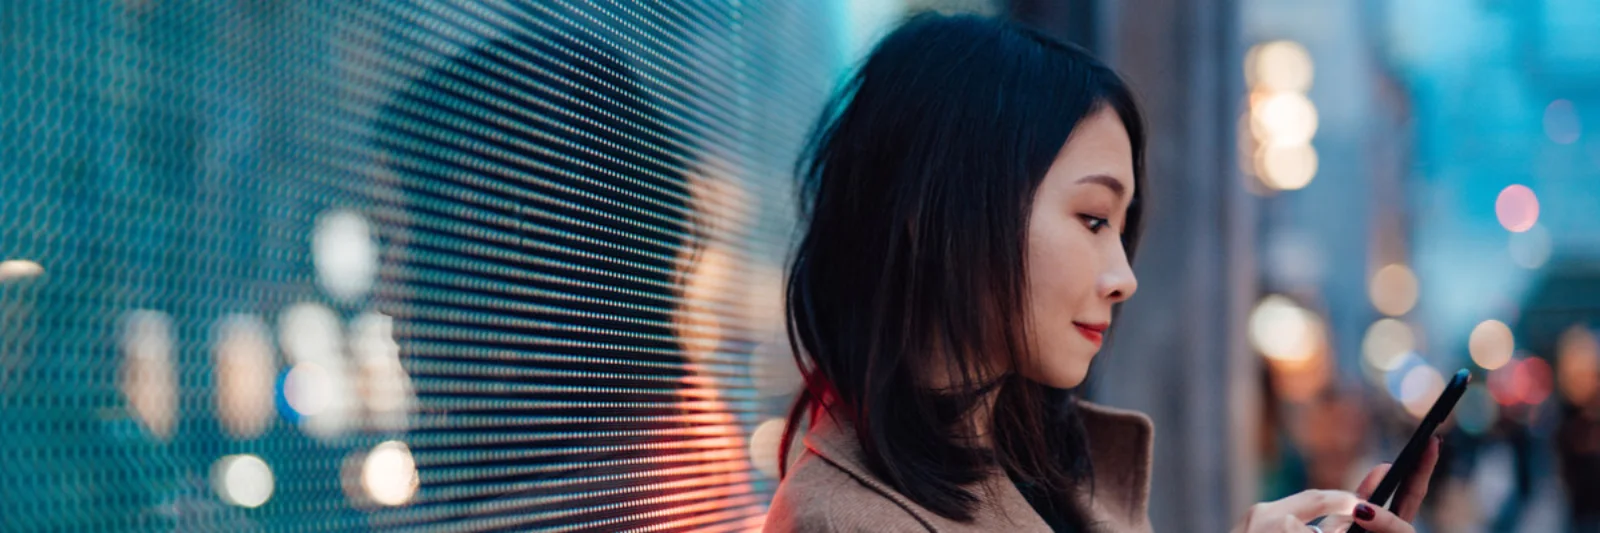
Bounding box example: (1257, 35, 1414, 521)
(1099, 252, 1138, 303)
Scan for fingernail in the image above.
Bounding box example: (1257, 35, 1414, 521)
(1355, 504, 1376, 521)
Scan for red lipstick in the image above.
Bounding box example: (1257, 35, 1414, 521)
(1074, 322, 1108, 346)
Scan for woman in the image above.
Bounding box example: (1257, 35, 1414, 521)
(765, 14, 1439, 533)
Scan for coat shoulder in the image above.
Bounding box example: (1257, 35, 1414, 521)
(764, 450, 926, 532)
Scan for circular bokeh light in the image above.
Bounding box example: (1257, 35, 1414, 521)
(1495, 185, 1540, 233)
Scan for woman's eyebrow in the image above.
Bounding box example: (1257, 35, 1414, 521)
(1075, 174, 1126, 199)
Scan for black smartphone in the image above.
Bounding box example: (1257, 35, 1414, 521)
(1349, 368, 1471, 533)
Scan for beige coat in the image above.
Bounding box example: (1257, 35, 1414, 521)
(765, 402, 1154, 532)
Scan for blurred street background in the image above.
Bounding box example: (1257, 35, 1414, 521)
(2, 0, 1598, 531)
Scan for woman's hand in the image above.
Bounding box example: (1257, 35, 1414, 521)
(1234, 436, 1441, 533)
(1231, 489, 1362, 533)
(1317, 436, 1442, 533)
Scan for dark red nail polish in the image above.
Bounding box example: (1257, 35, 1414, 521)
(1355, 504, 1376, 521)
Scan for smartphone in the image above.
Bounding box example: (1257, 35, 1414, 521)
(1349, 368, 1471, 533)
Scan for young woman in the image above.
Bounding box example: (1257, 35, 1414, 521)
(764, 14, 1439, 533)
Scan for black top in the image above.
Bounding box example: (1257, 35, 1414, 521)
(1011, 477, 1084, 533)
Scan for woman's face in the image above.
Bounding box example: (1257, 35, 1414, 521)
(1020, 107, 1139, 389)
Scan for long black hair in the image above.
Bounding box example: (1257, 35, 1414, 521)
(779, 13, 1147, 525)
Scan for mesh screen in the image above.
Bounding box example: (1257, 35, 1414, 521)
(0, 1, 836, 530)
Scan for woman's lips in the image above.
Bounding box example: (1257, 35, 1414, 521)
(1074, 322, 1107, 345)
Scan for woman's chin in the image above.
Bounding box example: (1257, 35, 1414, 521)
(1023, 365, 1090, 390)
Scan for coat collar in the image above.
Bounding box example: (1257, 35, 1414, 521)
(801, 401, 1154, 532)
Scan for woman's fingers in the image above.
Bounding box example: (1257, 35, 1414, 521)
(1355, 464, 1390, 500)
(1394, 437, 1441, 520)
(1255, 490, 1362, 526)
(1351, 502, 1415, 533)
(1315, 514, 1354, 533)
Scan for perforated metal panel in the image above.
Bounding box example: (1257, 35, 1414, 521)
(0, 1, 834, 530)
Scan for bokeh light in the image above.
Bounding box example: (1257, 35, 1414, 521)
(1250, 92, 1319, 146)
(1251, 294, 1331, 404)
(1489, 357, 1553, 406)
(1385, 352, 1426, 400)
(1400, 364, 1447, 419)
(284, 362, 333, 417)
(1469, 319, 1515, 370)
(1544, 99, 1582, 145)
(748, 418, 787, 478)
(313, 209, 378, 302)
(119, 310, 177, 440)
(211, 454, 275, 508)
(278, 302, 354, 440)
(214, 314, 278, 439)
(1245, 40, 1314, 93)
(1515, 358, 1553, 405)
(1508, 224, 1552, 269)
(279, 302, 342, 366)
(1495, 185, 1540, 233)
(362, 440, 419, 506)
(0, 259, 44, 282)
(1363, 318, 1416, 371)
(1248, 295, 1324, 365)
(1255, 144, 1319, 191)
(1242, 39, 1318, 195)
(1368, 264, 1419, 316)
(1558, 326, 1600, 405)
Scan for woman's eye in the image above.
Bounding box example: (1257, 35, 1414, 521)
(1079, 215, 1110, 234)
